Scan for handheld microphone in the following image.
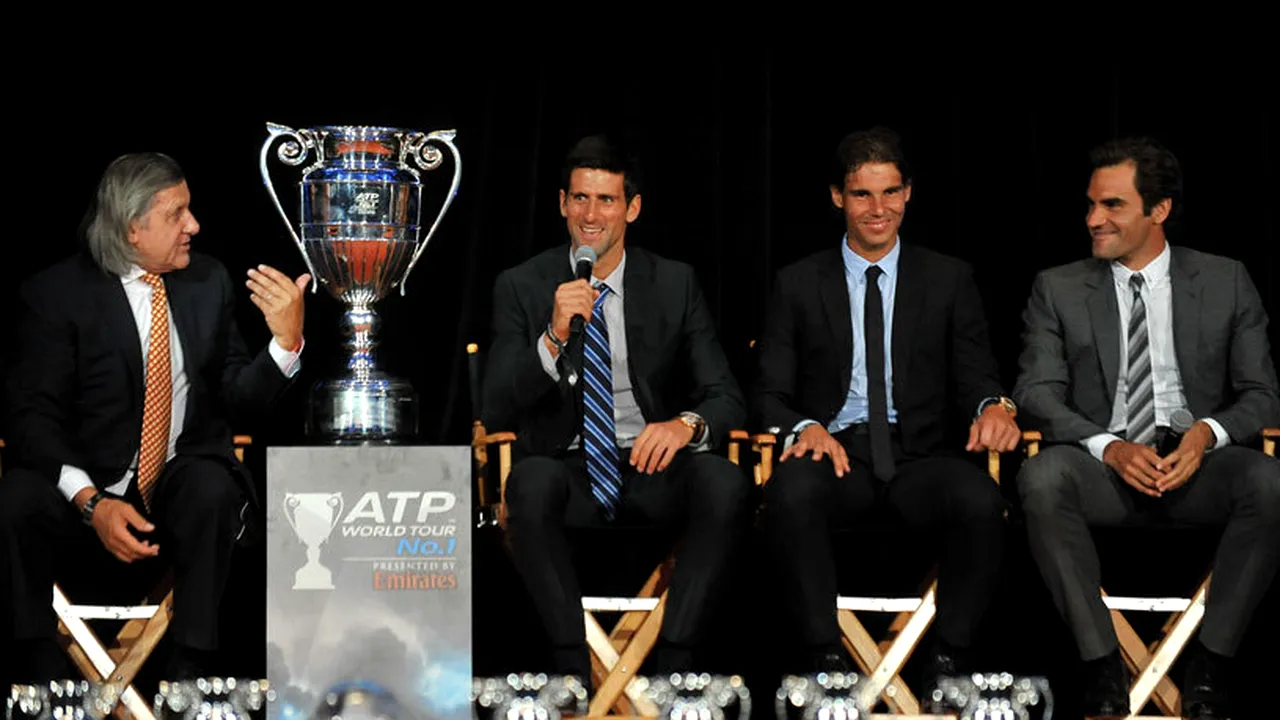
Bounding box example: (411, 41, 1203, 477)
(568, 245, 598, 337)
(1158, 408, 1196, 456)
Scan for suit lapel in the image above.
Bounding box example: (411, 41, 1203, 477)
(890, 243, 924, 401)
(95, 269, 144, 404)
(163, 270, 200, 372)
(1085, 262, 1121, 406)
(1169, 247, 1201, 396)
(622, 248, 656, 418)
(817, 249, 854, 398)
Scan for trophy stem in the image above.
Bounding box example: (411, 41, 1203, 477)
(306, 300, 418, 444)
(342, 301, 380, 381)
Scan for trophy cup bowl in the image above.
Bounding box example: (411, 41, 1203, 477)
(260, 123, 461, 444)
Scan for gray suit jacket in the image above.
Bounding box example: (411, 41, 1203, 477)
(1013, 245, 1280, 445)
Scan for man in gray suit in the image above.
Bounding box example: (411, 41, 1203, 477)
(1014, 137, 1279, 720)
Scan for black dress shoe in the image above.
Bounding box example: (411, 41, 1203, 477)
(919, 639, 971, 714)
(651, 641, 694, 675)
(1080, 650, 1130, 719)
(165, 645, 216, 681)
(1182, 640, 1231, 719)
(552, 645, 593, 691)
(807, 644, 852, 674)
(13, 639, 69, 682)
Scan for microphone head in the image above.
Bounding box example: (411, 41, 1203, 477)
(1169, 408, 1195, 433)
(573, 245, 598, 267)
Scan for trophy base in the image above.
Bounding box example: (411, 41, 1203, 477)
(307, 374, 418, 444)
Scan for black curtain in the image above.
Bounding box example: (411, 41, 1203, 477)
(2, 48, 1276, 716)
(4, 52, 1275, 444)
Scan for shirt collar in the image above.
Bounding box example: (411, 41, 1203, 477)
(120, 264, 148, 284)
(842, 234, 901, 282)
(568, 247, 626, 299)
(1111, 241, 1171, 289)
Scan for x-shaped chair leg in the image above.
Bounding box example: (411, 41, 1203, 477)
(1103, 575, 1210, 716)
(837, 582, 938, 714)
(582, 560, 673, 716)
(53, 584, 172, 720)
(585, 591, 665, 717)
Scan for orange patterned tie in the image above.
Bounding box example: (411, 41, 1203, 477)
(136, 273, 172, 510)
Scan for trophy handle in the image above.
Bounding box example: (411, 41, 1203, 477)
(261, 122, 321, 293)
(399, 129, 462, 296)
(328, 493, 345, 533)
(283, 494, 301, 537)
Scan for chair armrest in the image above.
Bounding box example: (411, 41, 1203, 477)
(728, 430, 777, 445)
(986, 431, 1046, 484)
(474, 431, 517, 447)
(727, 431, 779, 484)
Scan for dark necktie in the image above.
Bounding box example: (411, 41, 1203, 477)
(582, 285, 622, 520)
(1125, 274, 1156, 446)
(865, 265, 895, 481)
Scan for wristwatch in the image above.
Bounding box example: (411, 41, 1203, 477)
(978, 396, 1018, 418)
(80, 491, 105, 526)
(677, 412, 707, 444)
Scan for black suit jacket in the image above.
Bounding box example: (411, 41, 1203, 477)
(1013, 246, 1280, 444)
(752, 242, 1005, 458)
(482, 245, 745, 457)
(2, 251, 293, 518)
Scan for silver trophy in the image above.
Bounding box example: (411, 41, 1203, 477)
(929, 673, 1054, 720)
(7, 681, 119, 720)
(471, 674, 589, 720)
(260, 123, 461, 443)
(775, 673, 867, 720)
(636, 673, 752, 720)
(153, 678, 273, 720)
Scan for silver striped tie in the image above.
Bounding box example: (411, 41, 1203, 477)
(1125, 274, 1156, 446)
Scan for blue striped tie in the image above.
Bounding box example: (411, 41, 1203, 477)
(582, 285, 622, 520)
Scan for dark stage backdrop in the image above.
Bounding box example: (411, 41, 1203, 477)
(2, 51, 1276, 716)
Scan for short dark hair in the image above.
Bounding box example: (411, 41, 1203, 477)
(830, 127, 912, 188)
(561, 135, 641, 202)
(1089, 137, 1182, 218)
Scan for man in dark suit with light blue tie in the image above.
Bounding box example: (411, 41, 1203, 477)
(1014, 137, 1280, 719)
(753, 128, 1021, 698)
(483, 136, 749, 682)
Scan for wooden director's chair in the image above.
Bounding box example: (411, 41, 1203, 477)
(738, 431, 1003, 715)
(469, 344, 768, 717)
(0, 435, 253, 720)
(1008, 427, 1280, 718)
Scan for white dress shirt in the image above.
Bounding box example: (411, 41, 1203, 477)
(1082, 242, 1229, 460)
(57, 265, 302, 502)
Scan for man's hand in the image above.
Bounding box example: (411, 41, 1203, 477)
(86, 497, 160, 563)
(966, 404, 1021, 453)
(247, 265, 310, 352)
(1155, 421, 1214, 493)
(629, 419, 695, 475)
(779, 424, 851, 478)
(546, 280, 598, 355)
(1102, 440, 1165, 497)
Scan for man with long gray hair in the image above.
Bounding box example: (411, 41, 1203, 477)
(0, 152, 311, 679)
